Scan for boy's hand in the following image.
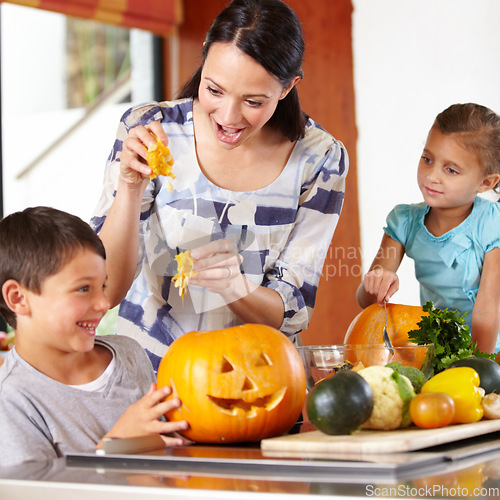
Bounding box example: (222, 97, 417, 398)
(363, 267, 399, 305)
(102, 384, 189, 447)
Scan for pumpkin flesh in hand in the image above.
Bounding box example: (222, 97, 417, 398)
(157, 324, 307, 443)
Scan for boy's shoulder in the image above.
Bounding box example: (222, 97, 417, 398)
(0, 335, 151, 392)
(95, 333, 142, 350)
(95, 334, 148, 360)
(95, 335, 154, 376)
(0, 351, 14, 384)
(0, 349, 38, 400)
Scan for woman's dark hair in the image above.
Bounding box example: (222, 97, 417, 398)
(177, 0, 307, 141)
(433, 103, 500, 192)
(0, 206, 106, 328)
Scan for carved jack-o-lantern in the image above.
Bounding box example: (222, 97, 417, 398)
(157, 324, 307, 443)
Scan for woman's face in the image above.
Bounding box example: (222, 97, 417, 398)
(197, 42, 293, 149)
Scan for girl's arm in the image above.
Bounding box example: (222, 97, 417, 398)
(356, 233, 406, 308)
(471, 247, 500, 353)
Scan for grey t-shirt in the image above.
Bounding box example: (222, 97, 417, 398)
(0, 335, 155, 467)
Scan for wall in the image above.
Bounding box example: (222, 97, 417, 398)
(352, 0, 500, 306)
(290, 0, 360, 345)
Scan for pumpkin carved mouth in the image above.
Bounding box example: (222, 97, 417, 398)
(207, 387, 286, 417)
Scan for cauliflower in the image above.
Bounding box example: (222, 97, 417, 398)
(358, 366, 415, 430)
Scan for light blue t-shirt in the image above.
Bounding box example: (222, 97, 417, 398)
(384, 196, 500, 351)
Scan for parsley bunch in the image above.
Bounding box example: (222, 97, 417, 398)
(408, 301, 494, 374)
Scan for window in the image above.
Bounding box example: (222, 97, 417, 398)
(0, 3, 162, 222)
(0, 3, 164, 332)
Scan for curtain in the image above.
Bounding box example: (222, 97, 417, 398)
(0, 0, 183, 34)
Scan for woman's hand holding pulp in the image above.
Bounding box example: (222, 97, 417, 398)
(120, 122, 169, 186)
(189, 239, 284, 328)
(189, 239, 255, 300)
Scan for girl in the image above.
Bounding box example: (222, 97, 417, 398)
(91, 0, 348, 371)
(357, 103, 500, 353)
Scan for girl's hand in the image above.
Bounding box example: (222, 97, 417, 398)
(102, 383, 189, 447)
(363, 266, 399, 305)
(119, 122, 169, 186)
(356, 234, 405, 309)
(189, 239, 253, 300)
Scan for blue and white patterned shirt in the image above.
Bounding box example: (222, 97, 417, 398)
(91, 99, 348, 370)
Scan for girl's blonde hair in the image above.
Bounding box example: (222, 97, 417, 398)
(434, 103, 500, 192)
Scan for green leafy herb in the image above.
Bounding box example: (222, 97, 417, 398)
(407, 301, 494, 374)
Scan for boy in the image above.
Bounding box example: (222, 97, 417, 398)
(0, 207, 188, 466)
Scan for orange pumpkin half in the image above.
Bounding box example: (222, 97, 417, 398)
(344, 303, 428, 367)
(344, 303, 426, 346)
(157, 324, 306, 444)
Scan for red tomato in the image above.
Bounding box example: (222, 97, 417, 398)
(409, 392, 455, 429)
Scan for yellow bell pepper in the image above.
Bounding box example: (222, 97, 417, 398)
(421, 367, 484, 424)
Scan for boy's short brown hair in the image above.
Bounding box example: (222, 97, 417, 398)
(0, 206, 106, 328)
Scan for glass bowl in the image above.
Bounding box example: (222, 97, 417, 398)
(343, 343, 434, 377)
(297, 345, 346, 390)
(297, 343, 434, 390)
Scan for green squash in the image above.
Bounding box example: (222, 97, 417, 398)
(306, 370, 374, 435)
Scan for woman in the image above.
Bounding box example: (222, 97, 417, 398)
(91, 0, 349, 371)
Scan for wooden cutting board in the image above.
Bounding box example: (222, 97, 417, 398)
(261, 419, 500, 454)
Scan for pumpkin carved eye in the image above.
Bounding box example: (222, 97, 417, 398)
(220, 356, 234, 373)
(256, 352, 273, 367)
(220, 352, 272, 373)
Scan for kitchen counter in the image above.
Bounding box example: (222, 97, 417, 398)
(3, 429, 500, 499)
